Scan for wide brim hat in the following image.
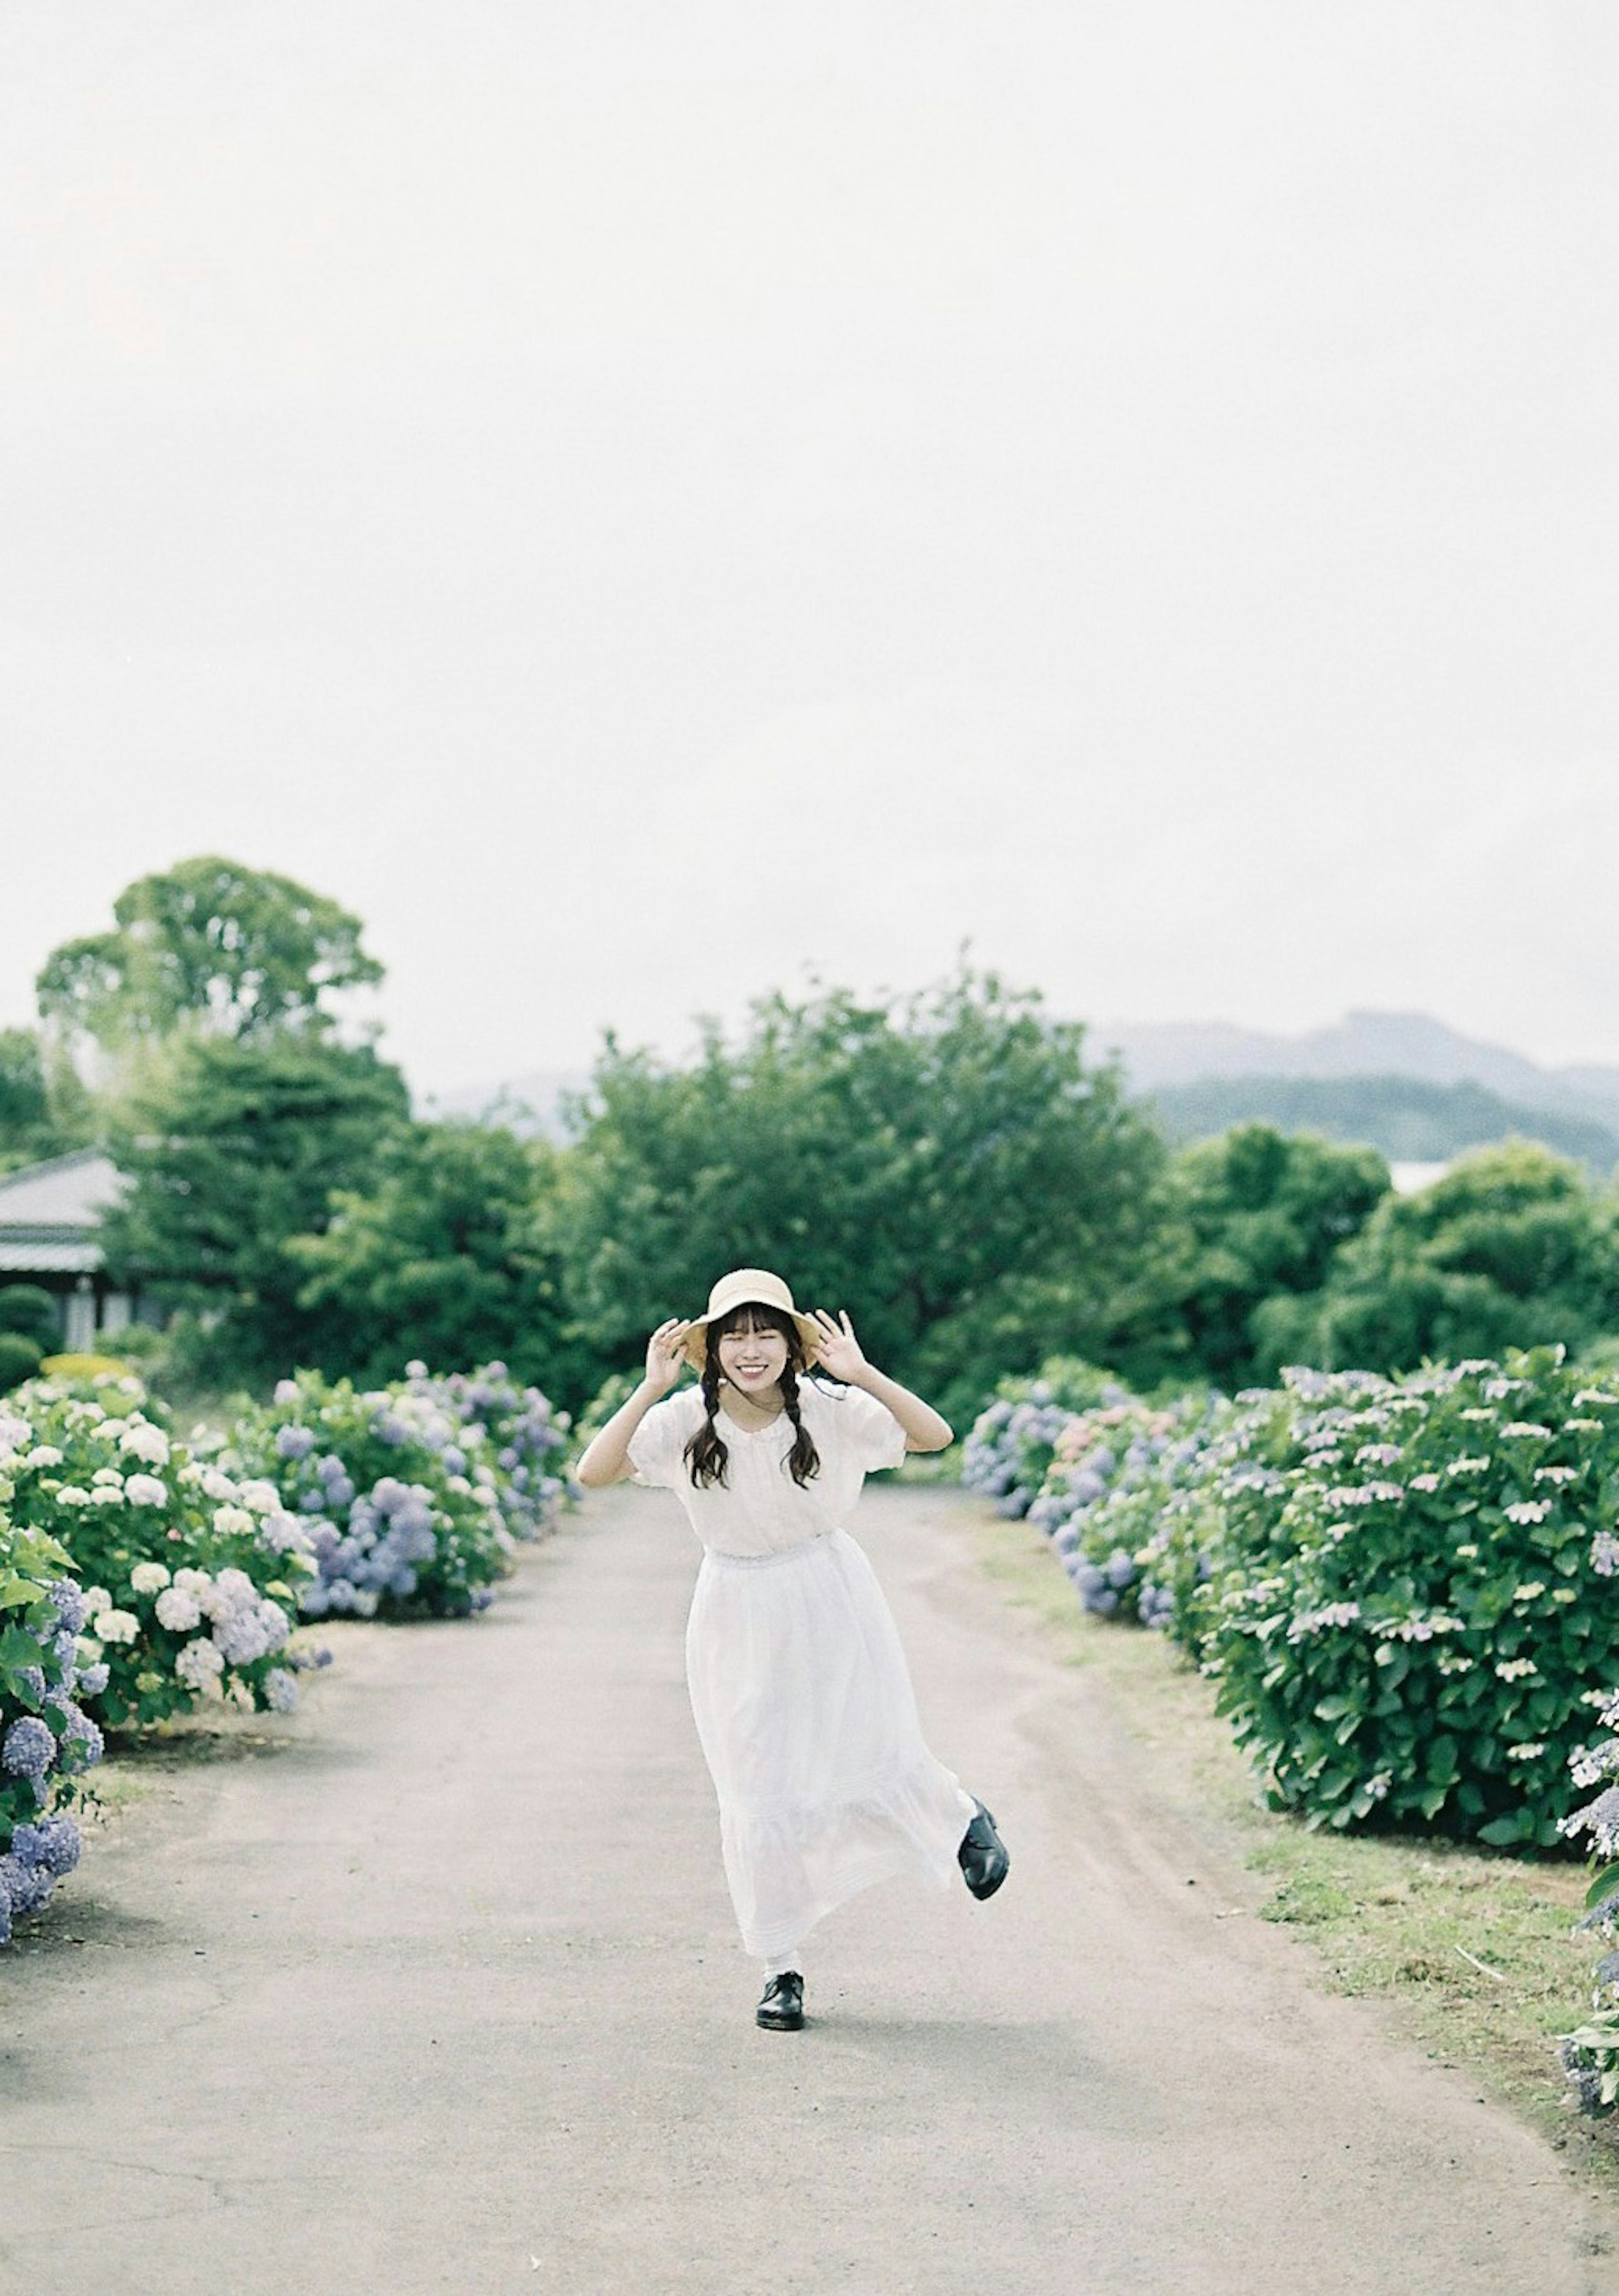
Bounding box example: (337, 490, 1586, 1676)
(683, 1268, 822, 1372)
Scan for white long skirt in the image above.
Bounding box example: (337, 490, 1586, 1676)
(685, 1527, 977, 1962)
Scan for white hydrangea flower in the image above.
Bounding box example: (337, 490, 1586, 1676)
(129, 1561, 172, 1595)
(445, 1474, 471, 1494)
(118, 1419, 171, 1466)
(175, 1638, 226, 1686)
(1504, 1500, 1552, 1525)
(200, 1467, 237, 1501)
(93, 1609, 140, 1644)
(236, 1479, 281, 1516)
(212, 1504, 255, 1538)
(155, 1587, 203, 1632)
(81, 1585, 112, 1614)
(89, 1484, 126, 1506)
(215, 1567, 258, 1610)
(22, 1444, 63, 1469)
(125, 1474, 169, 1509)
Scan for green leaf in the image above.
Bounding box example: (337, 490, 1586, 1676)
(1585, 1863, 1619, 1912)
(1477, 1815, 1525, 1847)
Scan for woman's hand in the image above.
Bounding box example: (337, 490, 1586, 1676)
(809, 1308, 869, 1386)
(643, 1318, 693, 1398)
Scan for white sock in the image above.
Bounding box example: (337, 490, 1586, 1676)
(762, 1952, 804, 1982)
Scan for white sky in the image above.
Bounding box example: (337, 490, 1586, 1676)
(2, 2, 1615, 1094)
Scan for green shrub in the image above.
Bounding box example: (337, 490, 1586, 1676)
(0, 1286, 57, 1347)
(1199, 1347, 1619, 1847)
(0, 1334, 42, 1393)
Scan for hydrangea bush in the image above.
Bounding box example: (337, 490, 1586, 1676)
(0, 1432, 102, 1945)
(1554, 1701, 1619, 2114)
(1198, 1348, 1619, 1846)
(961, 1361, 1130, 1517)
(1, 1373, 317, 1729)
(397, 1359, 570, 1540)
(225, 1365, 554, 1619)
(1029, 1393, 1226, 1628)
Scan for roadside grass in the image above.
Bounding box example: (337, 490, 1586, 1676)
(970, 1499, 1619, 2174)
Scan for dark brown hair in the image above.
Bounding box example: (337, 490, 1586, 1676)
(683, 1302, 822, 1490)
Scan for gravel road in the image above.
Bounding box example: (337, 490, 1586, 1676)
(4, 1480, 1619, 2296)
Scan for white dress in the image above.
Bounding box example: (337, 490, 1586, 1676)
(627, 1378, 977, 1962)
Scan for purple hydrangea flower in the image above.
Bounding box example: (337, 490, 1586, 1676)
(275, 1424, 316, 1461)
(55, 1705, 103, 1774)
(2, 1716, 55, 1778)
(10, 1815, 80, 1877)
(48, 1582, 89, 1636)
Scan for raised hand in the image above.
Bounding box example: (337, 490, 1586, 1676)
(809, 1308, 868, 1385)
(643, 1318, 694, 1397)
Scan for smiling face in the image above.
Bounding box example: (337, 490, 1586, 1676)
(713, 1303, 794, 1400)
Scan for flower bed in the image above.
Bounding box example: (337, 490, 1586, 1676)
(960, 1361, 1130, 1517)
(1197, 1350, 1619, 1848)
(1028, 1393, 1226, 1629)
(0, 1437, 102, 1944)
(224, 1362, 566, 1620)
(968, 1344, 1619, 1853)
(1, 1372, 318, 1729)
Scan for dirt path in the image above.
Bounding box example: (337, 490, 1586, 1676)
(5, 1482, 1619, 2296)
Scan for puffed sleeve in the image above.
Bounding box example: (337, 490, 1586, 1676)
(827, 1383, 908, 1474)
(625, 1391, 697, 1490)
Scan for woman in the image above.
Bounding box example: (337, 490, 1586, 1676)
(576, 1267, 1009, 2033)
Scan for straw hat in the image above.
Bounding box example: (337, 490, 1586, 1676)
(684, 1268, 822, 1372)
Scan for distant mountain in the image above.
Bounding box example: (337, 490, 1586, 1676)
(1148, 1073, 1619, 1173)
(415, 1069, 589, 1141)
(1102, 1010, 1619, 1131)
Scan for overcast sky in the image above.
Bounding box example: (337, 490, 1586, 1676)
(2, 3, 1615, 1095)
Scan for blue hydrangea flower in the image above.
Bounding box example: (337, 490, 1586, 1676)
(275, 1424, 316, 1461)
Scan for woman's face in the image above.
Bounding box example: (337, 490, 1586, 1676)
(715, 1310, 791, 1399)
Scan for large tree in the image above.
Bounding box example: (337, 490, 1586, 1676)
(98, 1031, 411, 1384)
(37, 855, 382, 1053)
(285, 1120, 589, 1397)
(552, 969, 1173, 1424)
(1168, 1124, 1390, 1388)
(1304, 1139, 1619, 1373)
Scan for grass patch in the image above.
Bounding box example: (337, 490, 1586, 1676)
(969, 1498, 1619, 2170)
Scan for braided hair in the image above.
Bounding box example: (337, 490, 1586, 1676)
(683, 1302, 823, 1490)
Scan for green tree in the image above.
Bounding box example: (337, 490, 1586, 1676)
(1168, 1124, 1390, 1387)
(98, 1031, 411, 1385)
(36, 855, 382, 1053)
(553, 969, 1173, 1426)
(285, 1120, 590, 1396)
(0, 1027, 94, 1171)
(1308, 1139, 1619, 1372)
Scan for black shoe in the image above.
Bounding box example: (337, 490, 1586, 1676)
(958, 1796, 1009, 1901)
(756, 1971, 804, 2030)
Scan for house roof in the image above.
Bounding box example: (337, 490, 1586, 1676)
(0, 1151, 126, 1273)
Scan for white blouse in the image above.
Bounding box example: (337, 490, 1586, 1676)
(626, 1378, 908, 1558)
